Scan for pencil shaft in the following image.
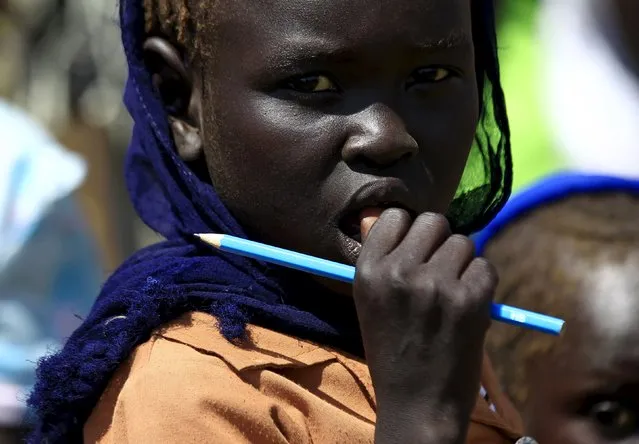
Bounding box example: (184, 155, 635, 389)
(218, 235, 356, 283)
(205, 234, 564, 335)
(491, 304, 564, 335)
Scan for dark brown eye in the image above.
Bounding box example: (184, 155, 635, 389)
(589, 401, 638, 439)
(406, 67, 454, 89)
(286, 74, 338, 93)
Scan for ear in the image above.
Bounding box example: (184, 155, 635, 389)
(143, 37, 203, 161)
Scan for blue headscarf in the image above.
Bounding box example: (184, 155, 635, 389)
(27, 0, 512, 442)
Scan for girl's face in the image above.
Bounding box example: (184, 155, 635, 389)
(196, 0, 478, 265)
(526, 257, 639, 444)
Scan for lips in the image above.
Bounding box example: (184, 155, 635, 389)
(336, 180, 420, 262)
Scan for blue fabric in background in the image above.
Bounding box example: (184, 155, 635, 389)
(0, 99, 101, 426)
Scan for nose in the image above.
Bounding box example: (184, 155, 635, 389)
(342, 104, 419, 169)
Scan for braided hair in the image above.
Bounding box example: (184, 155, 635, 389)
(484, 192, 639, 408)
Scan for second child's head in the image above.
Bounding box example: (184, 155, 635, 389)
(484, 191, 639, 444)
(140, 0, 509, 283)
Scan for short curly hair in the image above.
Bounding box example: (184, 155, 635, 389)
(483, 191, 639, 409)
(143, 0, 197, 52)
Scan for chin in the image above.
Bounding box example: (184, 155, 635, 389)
(296, 225, 361, 266)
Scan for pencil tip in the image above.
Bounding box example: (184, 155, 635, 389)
(194, 233, 223, 248)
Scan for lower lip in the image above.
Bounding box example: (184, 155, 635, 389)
(336, 230, 362, 265)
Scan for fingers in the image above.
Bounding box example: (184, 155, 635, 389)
(461, 257, 498, 295)
(360, 209, 493, 288)
(427, 234, 476, 279)
(391, 213, 451, 264)
(358, 208, 413, 262)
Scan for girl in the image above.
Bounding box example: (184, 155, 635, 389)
(476, 173, 639, 443)
(28, 0, 526, 442)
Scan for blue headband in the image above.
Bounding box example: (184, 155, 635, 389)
(473, 171, 639, 254)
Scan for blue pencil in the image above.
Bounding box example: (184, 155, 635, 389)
(196, 233, 565, 335)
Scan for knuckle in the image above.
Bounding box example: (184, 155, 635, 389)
(449, 234, 474, 251)
(416, 276, 439, 296)
(474, 256, 496, 274)
(454, 281, 474, 301)
(357, 259, 415, 295)
(354, 262, 377, 285)
(407, 277, 440, 313)
(468, 286, 494, 312)
(465, 286, 493, 316)
(449, 298, 491, 330)
(447, 284, 472, 311)
(383, 207, 412, 226)
(472, 257, 499, 291)
(416, 212, 451, 233)
(386, 261, 412, 291)
(448, 281, 490, 310)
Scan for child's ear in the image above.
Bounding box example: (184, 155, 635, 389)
(143, 37, 203, 162)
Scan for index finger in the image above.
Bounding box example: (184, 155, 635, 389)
(357, 208, 413, 263)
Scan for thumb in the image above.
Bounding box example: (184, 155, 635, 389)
(360, 208, 383, 243)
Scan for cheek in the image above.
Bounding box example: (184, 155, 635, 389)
(407, 81, 479, 206)
(528, 415, 603, 444)
(525, 365, 601, 444)
(200, 88, 345, 251)
(205, 90, 342, 188)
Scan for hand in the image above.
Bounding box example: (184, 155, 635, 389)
(354, 209, 497, 444)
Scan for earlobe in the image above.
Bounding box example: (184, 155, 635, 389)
(143, 37, 204, 161)
(168, 117, 203, 161)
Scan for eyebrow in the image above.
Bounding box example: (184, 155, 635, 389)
(414, 30, 472, 52)
(269, 30, 472, 71)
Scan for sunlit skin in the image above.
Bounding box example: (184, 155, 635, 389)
(526, 256, 639, 444)
(193, 0, 477, 267)
(144, 0, 502, 442)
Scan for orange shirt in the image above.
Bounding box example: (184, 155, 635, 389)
(85, 312, 524, 443)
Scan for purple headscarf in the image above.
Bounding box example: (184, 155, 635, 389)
(26, 1, 344, 442)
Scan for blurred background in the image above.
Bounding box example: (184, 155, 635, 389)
(0, 0, 158, 438)
(1, 0, 158, 269)
(0, 0, 638, 441)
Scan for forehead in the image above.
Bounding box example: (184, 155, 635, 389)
(208, 0, 472, 56)
(558, 255, 639, 375)
(581, 256, 639, 342)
